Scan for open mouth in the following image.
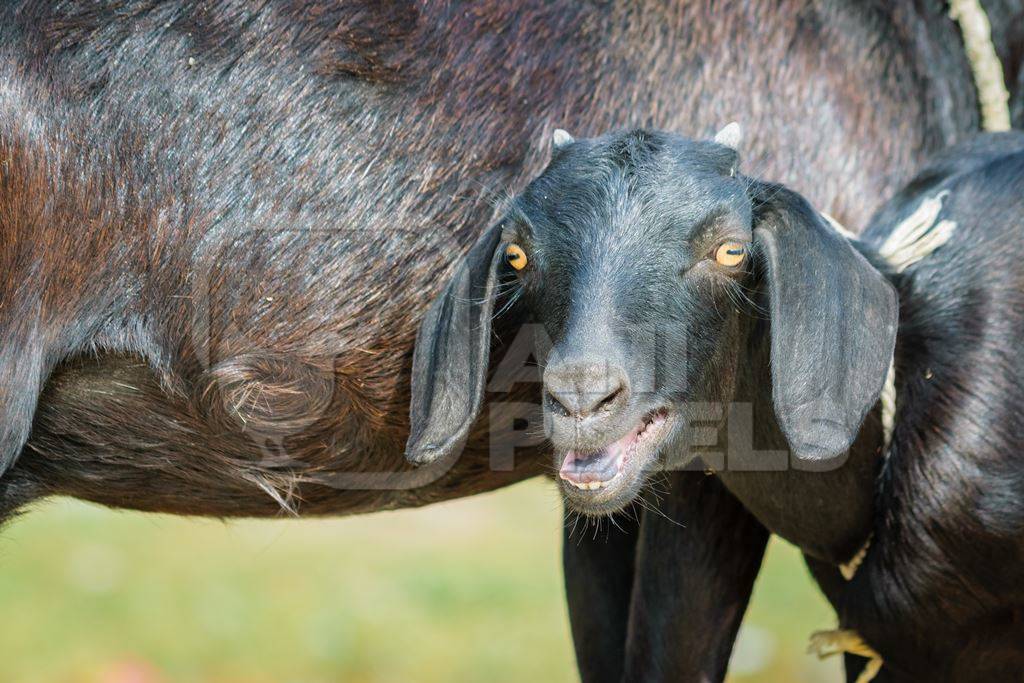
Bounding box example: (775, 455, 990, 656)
(558, 408, 672, 491)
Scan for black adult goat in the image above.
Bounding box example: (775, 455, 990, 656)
(408, 129, 1024, 681)
(2, 0, 1020, 523)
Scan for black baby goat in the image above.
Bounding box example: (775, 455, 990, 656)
(408, 127, 1024, 681)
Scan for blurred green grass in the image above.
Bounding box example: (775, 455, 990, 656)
(0, 480, 840, 683)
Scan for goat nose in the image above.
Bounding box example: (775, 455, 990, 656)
(545, 361, 629, 417)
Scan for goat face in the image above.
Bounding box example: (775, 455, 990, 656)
(406, 127, 898, 516)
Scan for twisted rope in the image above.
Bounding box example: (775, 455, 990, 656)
(950, 0, 1012, 131)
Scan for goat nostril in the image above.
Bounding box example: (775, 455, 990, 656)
(546, 390, 573, 417)
(595, 383, 624, 412)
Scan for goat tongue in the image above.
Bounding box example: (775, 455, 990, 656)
(559, 446, 622, 486)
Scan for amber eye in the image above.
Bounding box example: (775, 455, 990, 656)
(714, 242, 746, 267)
(505, 243, 528, 271)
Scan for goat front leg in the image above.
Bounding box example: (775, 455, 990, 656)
(623, 472, 769, 683)
(563, 507, 640, 683)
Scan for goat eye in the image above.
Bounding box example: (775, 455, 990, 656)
(714, 242, 746, 267)
(505, 243, 529, 271)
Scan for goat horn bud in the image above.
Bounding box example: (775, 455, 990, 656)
(553, 128, 575, 150)
(713, 121, 742, 151)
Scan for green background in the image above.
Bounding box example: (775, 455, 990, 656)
(0, 480, 842, 682)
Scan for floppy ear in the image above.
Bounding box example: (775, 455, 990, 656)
(405, 224, 507, 465)
(750, 182, 898, 464)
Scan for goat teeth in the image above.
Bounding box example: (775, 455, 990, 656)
(566, 477, 615, 491)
